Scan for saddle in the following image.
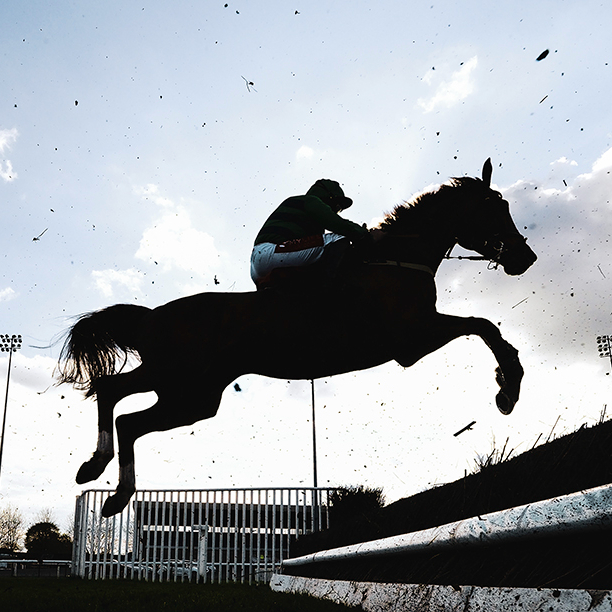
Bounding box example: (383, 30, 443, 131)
(255, 265, 323, 292)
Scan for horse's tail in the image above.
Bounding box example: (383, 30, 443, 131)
(57, 304, 151, 397)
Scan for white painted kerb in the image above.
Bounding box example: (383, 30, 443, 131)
(283, 482, 612, 567)
(271, 574, 612, 611)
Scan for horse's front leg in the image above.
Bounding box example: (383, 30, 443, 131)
(397, 314, 523, 415)
(469, 316, 523, 415)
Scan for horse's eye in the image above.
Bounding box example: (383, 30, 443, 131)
(486, 191, 505, 204)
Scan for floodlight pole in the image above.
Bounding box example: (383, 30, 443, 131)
(596, 335, 612, 371)
(0, 334, 22, 487)
(310, 378, 319, 533)
(310, 379, 318, 489)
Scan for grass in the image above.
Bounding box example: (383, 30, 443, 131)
(0, 578, 351, 612)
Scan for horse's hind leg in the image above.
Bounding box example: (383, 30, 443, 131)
(76, 365, 153, 485)
(101, 388, 224, 517)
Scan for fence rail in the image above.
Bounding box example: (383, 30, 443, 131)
(73, 488, 337, 583)
(0, 560, 71, 578)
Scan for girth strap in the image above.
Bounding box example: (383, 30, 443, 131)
(368, 260, 435, 276)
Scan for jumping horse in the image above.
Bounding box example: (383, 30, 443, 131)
(58, 159, 537, 517)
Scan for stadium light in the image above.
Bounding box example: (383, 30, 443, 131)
(0, 334, 22, 486)
(596, 335, 612, 371)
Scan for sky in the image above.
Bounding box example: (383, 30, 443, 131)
(2, 0, 612, 532)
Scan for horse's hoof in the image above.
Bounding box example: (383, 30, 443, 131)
(496, 391, 515, 415)
(76, 462, 102, 484)
(102, 491, 133, 517)
(76, 452, 113, 484)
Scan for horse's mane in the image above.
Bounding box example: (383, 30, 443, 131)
(377, 176, 483, 233)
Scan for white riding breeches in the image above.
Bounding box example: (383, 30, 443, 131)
(250, 233, 345, 284)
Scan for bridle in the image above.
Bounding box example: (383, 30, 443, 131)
(445, 231, 529, 270)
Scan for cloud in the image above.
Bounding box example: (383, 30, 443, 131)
(134, 185, 221, 275)
(91, 268, 144, 299)
(591, 148, 612, 174)
(10, 353, 58, 391)
(0, 287, 16, 302)
(89, 185, 224, 300)
(296, 145, 315, 160)
(551, 157, 578, 167)
(0, 127, 18, 182)
(418, 56, 478, 113)
(133, 183, 174, 208)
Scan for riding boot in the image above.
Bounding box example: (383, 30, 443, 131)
(319, 238, 351, 282)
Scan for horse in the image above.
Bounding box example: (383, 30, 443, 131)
(57, 159, 537, 517)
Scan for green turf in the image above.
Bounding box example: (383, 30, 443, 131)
(0, 578, 350, 612)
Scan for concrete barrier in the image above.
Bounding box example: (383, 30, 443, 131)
(273, 484, 612, 609)
(271, 574, 612, 611)
(282, 482, 612, 568)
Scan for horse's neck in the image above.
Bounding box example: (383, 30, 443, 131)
(415, 193, 463, 267)
(388, 217, 456, 273)
(377, 187, 468, 271)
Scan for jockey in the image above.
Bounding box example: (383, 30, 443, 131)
(250, 179, 370, 289)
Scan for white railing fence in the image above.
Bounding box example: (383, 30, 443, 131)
(73, 488, 336, 583)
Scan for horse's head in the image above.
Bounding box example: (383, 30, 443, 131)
(454, 159, 537, 276)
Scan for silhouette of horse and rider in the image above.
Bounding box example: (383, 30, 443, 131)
(58, 159, 536, 516)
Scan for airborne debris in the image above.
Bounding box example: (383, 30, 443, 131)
(536, 49, 550, 61)
(234, 383, 242, 392)
(241, 76, 257, 92)
(512, 297, 529, 309)
(33, 228, 48, 241)
(454, 421, 476, 437)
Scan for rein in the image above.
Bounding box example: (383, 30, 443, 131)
(367, 260, 435, 276)
(444, 245, 489, 262)
(444, 249, 500, 271)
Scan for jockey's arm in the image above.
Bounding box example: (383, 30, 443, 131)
(302, 196, 369, 241)
(370, 228, 387, 243)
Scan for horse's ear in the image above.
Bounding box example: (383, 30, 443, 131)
(482, 158, 493, 187)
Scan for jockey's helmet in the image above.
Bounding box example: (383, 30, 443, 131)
(307, 179, 353, 211)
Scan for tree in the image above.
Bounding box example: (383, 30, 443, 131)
(33, 507, 57, 525)
(25, 522, 72, 560)
(327, 486, 386, 542)
(0, 504, 24, 553)
(329, 485, 386, 523)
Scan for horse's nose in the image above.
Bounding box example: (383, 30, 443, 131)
(504, 245, 537, 275)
